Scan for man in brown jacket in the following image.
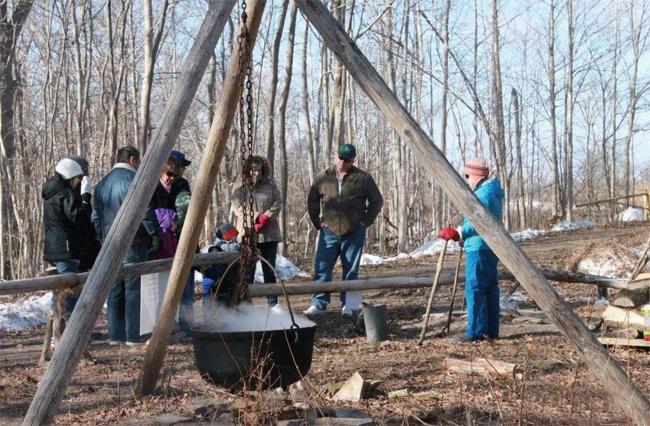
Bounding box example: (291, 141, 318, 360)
(304, 144, 383, 316)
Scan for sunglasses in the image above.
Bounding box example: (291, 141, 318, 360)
(165, 171, 178, 178)
(338, 157, 354, 163)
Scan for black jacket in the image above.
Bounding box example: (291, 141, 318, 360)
(42, 174, 86, 263)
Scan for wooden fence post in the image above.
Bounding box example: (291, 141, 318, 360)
(135, 0, 267, 396)
(295, 0, 650, 424)
(22, 2, 235, 424)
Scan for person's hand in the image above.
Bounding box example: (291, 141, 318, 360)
(439, 227, 460, 242)
(256, 213, 271, 229)
(148, 235, 162, 255)
(81, 176, 93, 195)
(254, 223, 263, 233)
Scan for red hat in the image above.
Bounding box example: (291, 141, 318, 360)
(464, 158, 489, 178)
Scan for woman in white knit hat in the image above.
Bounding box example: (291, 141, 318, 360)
(42, 158, 86, 314)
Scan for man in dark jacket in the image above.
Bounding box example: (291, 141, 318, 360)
(42, 158, 86, 313)
(305, 144, 383, 316)
(92, 146, 161, 346)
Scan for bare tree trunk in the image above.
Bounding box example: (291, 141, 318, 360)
(301, 20, 317, 184)
(139, 0, 169, 153)
(611, 11, 619, 204)
(491, 0, 508, 229)
(435, 0, 450, 233)
(330, 0, 346, 153)
(565, 0, 574, 221)
(263, 0, 289, 172)
(277, 0, 297, 255)
(0, 0, 34, 280)
(512, 88, 526, 229)
(548, 0, 560, 218)
(625, 0, 644, 203)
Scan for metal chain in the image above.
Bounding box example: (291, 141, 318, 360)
(237, 0, 256, 303)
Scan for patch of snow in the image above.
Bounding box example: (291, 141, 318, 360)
(512, 228, 547, 242)
(254, 254, 309, 283)
(577, 258, 632, 279)
(410, 238, 460, 258)
(360, 253, 385, 266)
(385, 252, 410, 262)
(0, 292, 52, 332)
(500, 295, 519, 312)
(551, 219, 595, 232)
(617, 207, 645, 222)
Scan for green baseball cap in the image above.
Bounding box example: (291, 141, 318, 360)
(338, 144, 356, 160)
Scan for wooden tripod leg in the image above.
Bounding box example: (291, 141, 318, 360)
(39, 315, 54, 364)
(442, 248, 463, 335)
(418, 240, 449, 344)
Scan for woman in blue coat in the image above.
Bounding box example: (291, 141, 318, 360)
(441, 158, 504, 341)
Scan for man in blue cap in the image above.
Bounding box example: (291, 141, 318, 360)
(305, 144, 383, 317)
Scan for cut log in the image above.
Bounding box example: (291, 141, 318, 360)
(598, 337, 650, 348)
(602, 305, 645, 329)
(333, 372, 368, 402)
(443, 357, 522, 379)
(612, 289, 649, 308)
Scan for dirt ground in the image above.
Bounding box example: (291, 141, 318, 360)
(2, 224, 650, 425)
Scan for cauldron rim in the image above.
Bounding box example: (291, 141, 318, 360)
(190, 323, 317, 340)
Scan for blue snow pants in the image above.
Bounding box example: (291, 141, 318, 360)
(465, 249, 500, 340)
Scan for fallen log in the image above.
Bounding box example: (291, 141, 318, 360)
(0, 252, 238, 296)
(247, 269, 646, 297)
(443, 357, 522, 379)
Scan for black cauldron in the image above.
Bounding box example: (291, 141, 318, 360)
(191, 323, 317, 389)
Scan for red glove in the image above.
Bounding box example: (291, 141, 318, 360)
(254, 213, 272, 232)
(439, 227, 460, 242)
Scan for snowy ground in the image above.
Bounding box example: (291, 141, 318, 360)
(0, 293, 52, 332)
(617, 207, 645, 222)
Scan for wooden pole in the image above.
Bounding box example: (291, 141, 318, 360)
(575, 192, 648, 208)
(443, 248, 464, 334)
(245, 269, 648, 298)
(295, 1, 650, 423)
(22, 2, 235, 424)
(0, 252, 238, 296)
(136, 0, 267, 396)
(418, 240, 448, 344)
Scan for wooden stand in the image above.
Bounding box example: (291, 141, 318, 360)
(295, 0, 650, 423)
(135, 0, 267, 396)
(22, 2, 236, 424)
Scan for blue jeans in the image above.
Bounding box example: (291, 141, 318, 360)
(465, 249, 500, 339)
(311, 224, 366, 311)
(108, 246, 148, 342)
(52, 260, 80, 314)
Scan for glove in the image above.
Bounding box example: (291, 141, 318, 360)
(81, 176, 93, 196)
(256, 213, 272, 228)
(439, 227, 460, 242)
(148, 235, 162, 256)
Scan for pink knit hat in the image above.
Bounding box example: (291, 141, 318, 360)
(464, 158, 489, 178)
